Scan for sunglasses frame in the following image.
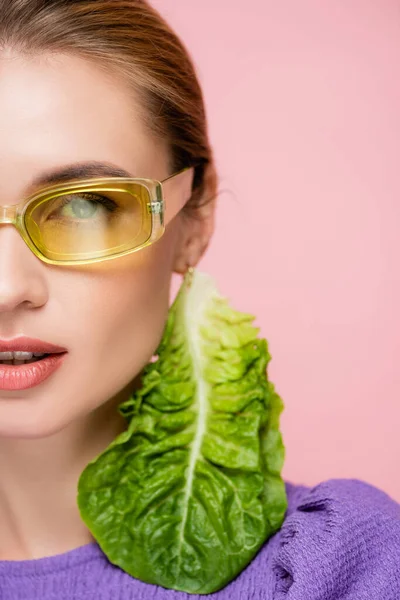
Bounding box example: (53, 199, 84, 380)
(0, 166, 195, 266)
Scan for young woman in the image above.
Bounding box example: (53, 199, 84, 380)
(0, 1, 398, 598)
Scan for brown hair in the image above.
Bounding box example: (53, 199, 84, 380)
(0, 0, 217, 216)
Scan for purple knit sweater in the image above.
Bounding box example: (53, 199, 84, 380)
(0, 478, 399, 599)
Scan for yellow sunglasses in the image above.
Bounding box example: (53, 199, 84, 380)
(0, 166, 194, 266)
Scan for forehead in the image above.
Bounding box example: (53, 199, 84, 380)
(0, 52, 167, 200)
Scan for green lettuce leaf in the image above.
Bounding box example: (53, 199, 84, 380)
(77, 270, 287, 595)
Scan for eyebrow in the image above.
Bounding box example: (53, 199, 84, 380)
(29, 161, 134, 190)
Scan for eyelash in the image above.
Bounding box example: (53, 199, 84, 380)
(59, 192, 118, 213)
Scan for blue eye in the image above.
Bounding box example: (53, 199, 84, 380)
(48, 193, 118, 221)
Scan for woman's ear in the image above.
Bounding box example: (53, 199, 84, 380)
(172, 195, 216, 275)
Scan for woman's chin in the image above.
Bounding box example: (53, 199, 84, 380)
(0, 407, 72, 440)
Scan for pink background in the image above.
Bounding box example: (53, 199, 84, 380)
(152, 0, 400, 502)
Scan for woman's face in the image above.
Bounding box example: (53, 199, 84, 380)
(0, 52, 199, 439)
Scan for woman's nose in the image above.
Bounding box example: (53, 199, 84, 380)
(0, 224, 47, 312)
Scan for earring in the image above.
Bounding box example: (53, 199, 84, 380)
(184, 264, 195, 288)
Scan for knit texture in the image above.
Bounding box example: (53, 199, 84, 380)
(0, 478, 398, 599)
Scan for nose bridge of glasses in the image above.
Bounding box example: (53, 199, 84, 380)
(0, 205, 18, 224)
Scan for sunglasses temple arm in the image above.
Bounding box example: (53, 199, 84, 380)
(161, 167, 195, 225)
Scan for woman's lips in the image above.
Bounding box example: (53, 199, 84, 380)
(0, 352, 68, 391)
(0, 336, 67, 354)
